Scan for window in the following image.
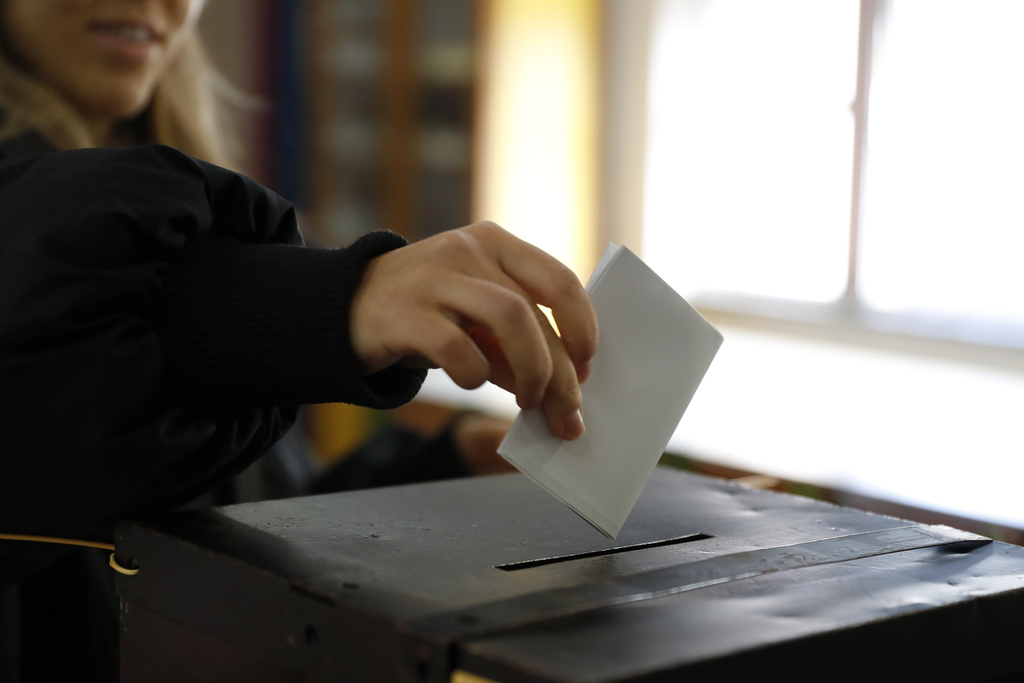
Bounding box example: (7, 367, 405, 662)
(643, 0, 1024, 350)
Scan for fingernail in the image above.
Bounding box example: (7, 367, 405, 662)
(564, 410, 585, 439)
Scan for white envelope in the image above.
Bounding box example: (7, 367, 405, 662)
(498, 244, 723, 538)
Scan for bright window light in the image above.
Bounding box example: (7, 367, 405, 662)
(859, 0, 1024, 333)
(644, 0, 860, 304)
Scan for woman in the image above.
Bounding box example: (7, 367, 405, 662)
(0, 0, 229, 159)
(0, 1, 597, 680)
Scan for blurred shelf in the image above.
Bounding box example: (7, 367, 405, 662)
(303, 0, 478, 247)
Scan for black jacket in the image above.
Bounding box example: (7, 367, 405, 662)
(0, 142, 426, 579)
(0, 140, 433, 682)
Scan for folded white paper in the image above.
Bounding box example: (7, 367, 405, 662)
(498, 244, 723, 538)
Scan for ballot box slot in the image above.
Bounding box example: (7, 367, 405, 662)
(493, 533, 713, 571)
(406, 523, 993, 651)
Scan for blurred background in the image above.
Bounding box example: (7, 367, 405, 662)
(200, 0, 1024, 539)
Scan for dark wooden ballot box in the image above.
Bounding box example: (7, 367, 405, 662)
(116, 468, 1024, 682)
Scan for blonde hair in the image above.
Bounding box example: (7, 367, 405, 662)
(0, 31, 238, 170)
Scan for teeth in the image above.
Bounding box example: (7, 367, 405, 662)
(113, 26, 152, 42)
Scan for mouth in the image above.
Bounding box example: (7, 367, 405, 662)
(90, 21, 164, 45)
(87, 19, 167, 63)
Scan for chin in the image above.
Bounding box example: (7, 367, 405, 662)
(80, 90, 154, 131)
(103, 91, 153, 120)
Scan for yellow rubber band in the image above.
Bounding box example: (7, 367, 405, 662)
(0, 532, 114, 551)
(109, 553, 139, 576)
(1, 533, 137, 575)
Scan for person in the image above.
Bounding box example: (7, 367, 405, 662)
(0, 1, 598, 681)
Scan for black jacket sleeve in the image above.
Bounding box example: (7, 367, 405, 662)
(0, 145, 424, 577)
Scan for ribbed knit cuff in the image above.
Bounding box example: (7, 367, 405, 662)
(158, 230, 426, 414)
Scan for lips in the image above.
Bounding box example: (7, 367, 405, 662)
(102, 25, 156, 42)
(88, 20, 164, 62)
(91, 21, 162, 43)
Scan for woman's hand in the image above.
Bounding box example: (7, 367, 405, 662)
(350, 222, 598, 440)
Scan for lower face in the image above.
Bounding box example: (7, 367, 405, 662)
(1, 0, 206, 138)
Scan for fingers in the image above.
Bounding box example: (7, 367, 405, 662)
(465, 326, 516, 395)
(535, 305, 587, 440)
(484, 226, 599, 379)
(461, 223, 597, 438)
(349, 221, 598, 440)
(395, 310, 492, 390)
(434, 275, 552, 409)
(434, 267, 589, 439)
(468, 309, 586, 440)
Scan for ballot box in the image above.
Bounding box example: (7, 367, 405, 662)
(116, 468, 1024, 682)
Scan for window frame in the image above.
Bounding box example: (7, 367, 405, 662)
(613, 0, 1024, 365)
